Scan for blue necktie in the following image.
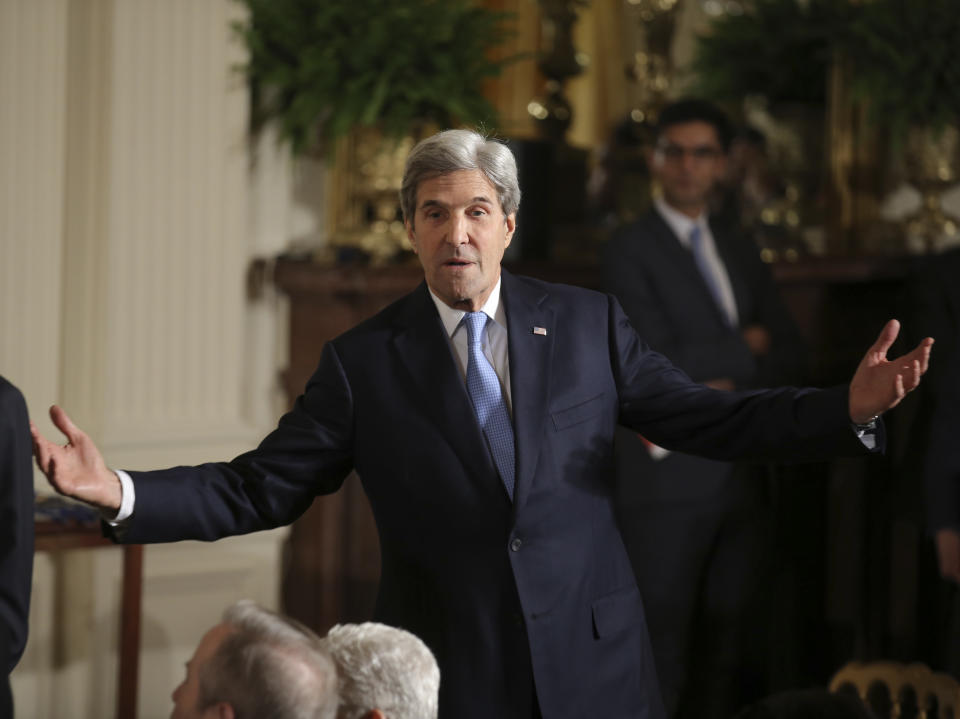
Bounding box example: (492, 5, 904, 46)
(463, 312, 516, 500)
(689, 224, 730, 326)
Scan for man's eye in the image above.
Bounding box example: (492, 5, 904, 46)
(470, 209, 487, 217)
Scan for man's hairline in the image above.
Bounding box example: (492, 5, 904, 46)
(655, 119, 727, 156)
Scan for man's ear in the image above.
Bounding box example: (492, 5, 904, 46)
(405, 219, 418, 254)
(365, 710, 386, 719)
(503, 213, 516, 248)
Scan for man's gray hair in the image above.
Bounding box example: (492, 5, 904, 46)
(320, 622, 440, 719)
(400, 128, 521, 225)
(197, 600, 339, 719)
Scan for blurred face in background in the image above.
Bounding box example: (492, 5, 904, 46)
(170, 623, 233, 719)
(649, 120, 727, 218)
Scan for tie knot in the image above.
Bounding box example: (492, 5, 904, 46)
(689, 224, 702, 246)
(463, 312, 488, 347)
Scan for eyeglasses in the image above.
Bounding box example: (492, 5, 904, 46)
(654, 143, 722, 162)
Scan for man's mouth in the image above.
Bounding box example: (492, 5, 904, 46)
(443, 259, 474, 268)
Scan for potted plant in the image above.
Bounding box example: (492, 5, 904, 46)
(845, 0, 960, 250)
(690, 0, 852, 109)
(234, 0, 516, 261)
(846, 0, 960, 150)
(690, 0, 857, 251)
(235, 0, 514, 156)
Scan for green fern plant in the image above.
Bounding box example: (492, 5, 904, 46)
(846, 0, 960, 147)
(235, 0, 515, 155)
(690, 0, 854, 107)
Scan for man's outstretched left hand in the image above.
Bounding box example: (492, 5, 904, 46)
(848, 319, 934, 425)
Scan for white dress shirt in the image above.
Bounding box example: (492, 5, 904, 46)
(427, 275, 512, 413)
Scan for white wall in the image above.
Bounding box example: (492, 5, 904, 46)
(0, 1, 298, 716)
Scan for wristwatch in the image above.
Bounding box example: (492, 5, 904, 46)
(853, 415, 879, 433)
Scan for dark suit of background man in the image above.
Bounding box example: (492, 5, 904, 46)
(602, 99, 807, 719)
(901, 247, 960, 674)
(32, 129, 932, 719)
(1, 377, 34, 719)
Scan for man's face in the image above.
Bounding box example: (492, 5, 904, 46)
(649, 120, 726, 217)
(406, 169, 515, 312)
(170, 623, 234, 719)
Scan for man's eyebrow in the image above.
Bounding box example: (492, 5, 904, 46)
(419, 196, 494, 210)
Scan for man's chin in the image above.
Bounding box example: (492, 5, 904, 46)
(664, 194, 708, 215)
(431, 283, 484, 311)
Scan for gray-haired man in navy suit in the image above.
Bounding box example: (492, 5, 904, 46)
(33, 128, 932, 719)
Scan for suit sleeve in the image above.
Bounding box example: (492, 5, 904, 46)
(606, 296, 876, 462)
(0, 378, 34, 676)
(602, 226, 757, 385)
(118, 342, 356, 544)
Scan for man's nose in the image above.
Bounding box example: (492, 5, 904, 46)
(446, 213, 469, 245)
(680, 152, 698, 172)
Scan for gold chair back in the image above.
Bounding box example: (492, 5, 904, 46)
(830, 661, 960, 719)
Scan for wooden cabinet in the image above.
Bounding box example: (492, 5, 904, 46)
(273, 260, 424, 633)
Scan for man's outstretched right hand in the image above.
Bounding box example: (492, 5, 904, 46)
(31, 405, 122, 513)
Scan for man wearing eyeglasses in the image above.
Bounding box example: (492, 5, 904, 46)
(602, 99, 807, 719)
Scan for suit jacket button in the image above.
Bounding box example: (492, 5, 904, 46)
(510, 537, 522, 552)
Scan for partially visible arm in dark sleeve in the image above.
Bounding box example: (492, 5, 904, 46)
(0, 378, 34, 677)
(607, 295, 879, 462)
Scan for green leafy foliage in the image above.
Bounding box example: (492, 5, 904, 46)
(691, 0, 960, 147)
(235, 0, 514, 155)
(691, 0, 855, 107)
(847, 0, 960, 146)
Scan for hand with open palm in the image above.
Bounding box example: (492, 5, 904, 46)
(848, 319, 934, 425)
(31, 405, 122, 512)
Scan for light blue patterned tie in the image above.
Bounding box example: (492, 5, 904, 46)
(463, 312, 516, 500)
(689, 224, 730, 326)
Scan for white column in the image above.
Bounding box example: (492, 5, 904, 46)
(0, 0, 68, 439)
(3, 1, 290, 716)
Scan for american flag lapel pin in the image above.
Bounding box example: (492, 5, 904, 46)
(533, 326, 548, 336)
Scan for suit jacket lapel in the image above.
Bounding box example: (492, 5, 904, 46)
(392, 283, 502, 497)
(651, 211, 736, 327)
(502, 270, 554, 513)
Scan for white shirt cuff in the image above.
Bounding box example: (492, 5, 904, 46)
(853, 418, 878, 451)
(102, 469, 135, 525)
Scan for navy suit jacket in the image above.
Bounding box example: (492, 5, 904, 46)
(1, 377, 33, 718)
(116, 271, 871, 718)
(602, 210, 806, 503)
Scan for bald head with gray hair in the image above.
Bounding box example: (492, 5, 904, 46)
(320, 622, 439, 719)
(400, 129, 521, 227)
(195, 601, 339, 719)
